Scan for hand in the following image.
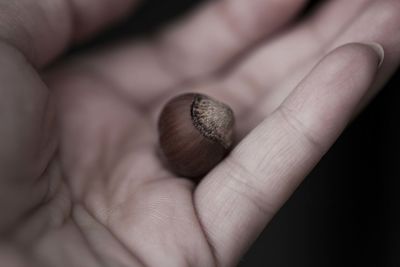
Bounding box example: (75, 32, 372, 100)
(1, 0, 399, 266)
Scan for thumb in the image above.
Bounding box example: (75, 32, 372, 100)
(0, 42, 55, 230)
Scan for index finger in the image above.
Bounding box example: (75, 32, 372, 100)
(194, 43, 383, 267)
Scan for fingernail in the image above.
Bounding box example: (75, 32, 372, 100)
(363, 42, 385, 68)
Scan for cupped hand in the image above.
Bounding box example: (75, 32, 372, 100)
(1, 0, 399, 266)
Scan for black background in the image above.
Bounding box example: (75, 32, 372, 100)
(84, 0, 400, 266)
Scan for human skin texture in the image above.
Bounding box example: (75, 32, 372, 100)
(0, 0, 399, 266)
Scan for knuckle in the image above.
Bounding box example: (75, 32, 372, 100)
(277, 105, 326, 154)
(223, 157, 276, 218)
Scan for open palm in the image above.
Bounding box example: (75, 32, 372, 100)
(1, 0, 400, 266)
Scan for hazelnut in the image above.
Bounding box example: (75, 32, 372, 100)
(158, 93, 235, 179)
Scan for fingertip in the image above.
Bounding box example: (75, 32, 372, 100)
(328, 42, 384, 72)
(361, 42, 385, 68)
(279, 42, 385, 148)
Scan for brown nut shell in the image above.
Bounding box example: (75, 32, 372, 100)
(158, 93, 235, 179)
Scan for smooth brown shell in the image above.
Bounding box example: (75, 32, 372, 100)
(158, 93, 235, 179)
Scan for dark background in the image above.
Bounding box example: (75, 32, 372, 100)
(83, 0, 400, 266)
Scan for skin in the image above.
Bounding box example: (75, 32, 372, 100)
(0, 0, 399, 266)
